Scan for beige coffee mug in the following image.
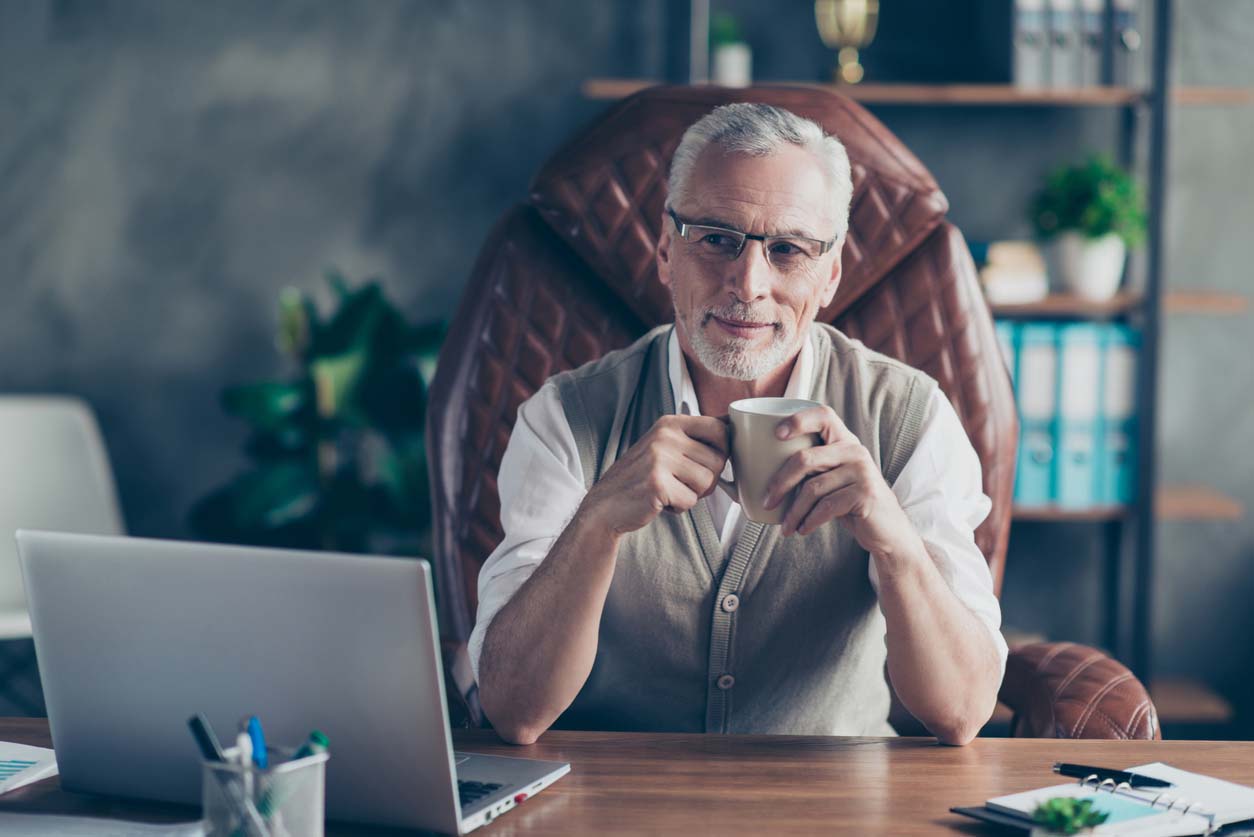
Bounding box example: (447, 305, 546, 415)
(721, 397, 824, 525)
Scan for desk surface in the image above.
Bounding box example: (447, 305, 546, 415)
(3, 718, 1254, 835)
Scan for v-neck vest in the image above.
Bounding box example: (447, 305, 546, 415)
(553, 323, 934, 734)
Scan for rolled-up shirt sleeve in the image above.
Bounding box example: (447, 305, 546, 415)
(466, 380, 587, 683)
(870, 388, 1010, 677)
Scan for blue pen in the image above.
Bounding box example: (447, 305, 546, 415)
(245, 716, 268, 770)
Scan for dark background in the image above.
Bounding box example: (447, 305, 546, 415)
(1, 0, 1250, 728)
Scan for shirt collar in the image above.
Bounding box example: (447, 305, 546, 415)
(667, 324, 814, 417)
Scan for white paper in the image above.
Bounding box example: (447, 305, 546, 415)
(1129, 762, 1254, 826)
(0, 741, 58, 795)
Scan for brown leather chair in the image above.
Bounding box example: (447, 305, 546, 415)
(427, 85, 1160, 740)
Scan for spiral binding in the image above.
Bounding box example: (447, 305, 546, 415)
(1079, 774, 1218, 835)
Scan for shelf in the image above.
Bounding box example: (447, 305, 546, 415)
(1014, 505, 1129, 522)
(1151, 678, 1235, 725)
(1013, 486, 1244, 524)
(1171, 87, 1254, 106)
(1155, 485, 1245, 521)
(990, 292, 1142, 319)
(1163, 290, 1249, 315)
(583, 79, 1254, 107)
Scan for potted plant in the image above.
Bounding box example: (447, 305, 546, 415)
(190, 272, 444, 556)
(1030, 155, 1147, 301)
(710, 12, 751, 87)
(1030, 796, 1110, 835)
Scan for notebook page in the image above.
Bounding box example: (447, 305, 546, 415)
(1129, 763, 1254, 826)
(987, 783, 1208, 837)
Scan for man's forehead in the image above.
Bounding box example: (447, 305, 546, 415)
(681, 146, 835, 236)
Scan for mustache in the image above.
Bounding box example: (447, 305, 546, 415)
(700, 304, 780, 329)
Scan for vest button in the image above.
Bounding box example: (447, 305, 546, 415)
(720, 593, 740, 613)
(716, 673, 735, 690)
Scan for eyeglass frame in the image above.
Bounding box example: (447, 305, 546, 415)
(665, 207, 838, 266)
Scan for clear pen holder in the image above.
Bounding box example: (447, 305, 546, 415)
(202, 745, 329, 837)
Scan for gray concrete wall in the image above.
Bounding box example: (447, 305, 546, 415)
(0, 0, 1250, 719)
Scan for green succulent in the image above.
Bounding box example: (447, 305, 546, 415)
(190, 270, 445, 556)
(1031, 796, 1110, 835)
(1030, 155, 1147, 246)
(710, 12, 744, 47)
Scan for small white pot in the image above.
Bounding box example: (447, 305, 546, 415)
(712, 43, 752, 87)
(1046, 231, 1128, 300)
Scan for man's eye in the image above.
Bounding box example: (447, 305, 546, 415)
(699, 233, 731, 247)
(770, 241, 802, 256)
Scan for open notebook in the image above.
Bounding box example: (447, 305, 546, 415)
(954, 762, 1254, 836)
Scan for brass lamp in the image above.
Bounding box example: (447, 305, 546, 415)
(815, 0, 879, 84)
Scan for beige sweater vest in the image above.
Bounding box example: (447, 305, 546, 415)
(552, 323, 934, 734)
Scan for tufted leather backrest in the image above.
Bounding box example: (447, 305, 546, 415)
(427, 85, 1018, 644)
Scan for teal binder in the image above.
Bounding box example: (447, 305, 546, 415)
(1013, 323, 1058, 506)
(1098, 324, 1139, 505)
(1056, 323, 1102, 508)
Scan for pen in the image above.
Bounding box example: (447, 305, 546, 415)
(290, 730, 329, 761)
(187, 715, 270, 837)
(1053, 762, 1173, 788)
(188, 714, 226, 762)
(245, 716, 268, 770)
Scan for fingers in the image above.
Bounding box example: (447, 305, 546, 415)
(665, 414, 730, 455)
(793, 484, 863, 537)
(660, 461, 705, 511)
(774, 405, 849, 445)
(680, 435, 729, 478)
(779, 468, 860, 537)
(763, 440, 861, 511)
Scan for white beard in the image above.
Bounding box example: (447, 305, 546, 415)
(678, 301, 798, 382)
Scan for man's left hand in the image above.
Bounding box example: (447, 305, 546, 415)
(763, 405, 916, 557)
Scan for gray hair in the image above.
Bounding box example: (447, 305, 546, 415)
(666, 103, 854, 242)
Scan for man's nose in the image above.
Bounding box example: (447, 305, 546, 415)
(725, 239, 772, 301)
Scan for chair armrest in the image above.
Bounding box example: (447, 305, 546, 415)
(999, 641, 1160, 739)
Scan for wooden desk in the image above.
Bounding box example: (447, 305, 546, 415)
(4, 718, 1254, 835)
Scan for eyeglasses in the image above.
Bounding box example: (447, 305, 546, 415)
(667, 208, 837, 274)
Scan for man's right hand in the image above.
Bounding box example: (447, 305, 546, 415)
(581, 414, 729, 536)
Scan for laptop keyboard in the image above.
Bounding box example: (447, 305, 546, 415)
(458, 780, 504, 808)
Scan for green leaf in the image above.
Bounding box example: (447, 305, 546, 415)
(310, 350, 368, 421)
(221, 382, 308, 432)
(189, 460, 320, 537)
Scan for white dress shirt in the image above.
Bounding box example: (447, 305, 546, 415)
(468, 327, 1009, 684)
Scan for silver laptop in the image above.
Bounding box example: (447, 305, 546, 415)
(16, 530, 568, 834)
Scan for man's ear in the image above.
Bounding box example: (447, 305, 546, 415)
(818, 240, 843, 307)
(656, 212, 674, 289)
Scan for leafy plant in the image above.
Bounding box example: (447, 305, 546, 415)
(710, 12, 744, 47)
(190, 271, 445, 556)
(1031, 796, 1110, 835)
(1030, 155, 1147, 245)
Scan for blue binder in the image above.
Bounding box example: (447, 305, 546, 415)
(1013, 323, 1058, 506)
(1098, 324, 1139, 505)
(1056, 323, 1102, 508)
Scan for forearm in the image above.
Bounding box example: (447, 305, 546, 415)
(478, 500, 621, 745)
(875, 534, 1002, 745)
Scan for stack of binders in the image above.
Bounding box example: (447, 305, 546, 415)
(1010, 0, 1143, 89)
(995, 320, 1139, 509)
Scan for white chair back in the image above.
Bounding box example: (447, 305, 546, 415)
(0, 397, 124, 637)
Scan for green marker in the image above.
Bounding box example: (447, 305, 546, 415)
(291, 730, 329, 761)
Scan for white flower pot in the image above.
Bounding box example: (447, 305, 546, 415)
(1046, 231, 1128, 301)
(712, 43, 752, 87)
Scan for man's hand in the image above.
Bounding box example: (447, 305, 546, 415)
(763, 405, 915, 557)
(582, 414, 729, 536)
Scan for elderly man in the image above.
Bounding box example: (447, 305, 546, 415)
(470, 103, 1006, 746)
